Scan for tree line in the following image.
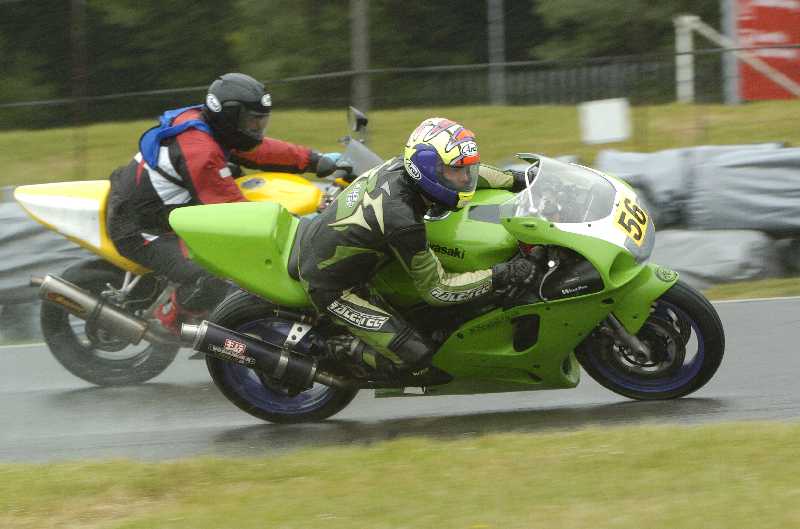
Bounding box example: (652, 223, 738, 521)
(0, 0, 718, 128)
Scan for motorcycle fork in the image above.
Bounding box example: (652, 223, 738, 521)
(604, 313, 653, 363)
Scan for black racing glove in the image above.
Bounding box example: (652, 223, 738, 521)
(225, 162, 244, 178)
(492, 252, 537, 294)
(509, 169, 530, 193)
(308, 151, 344, 178)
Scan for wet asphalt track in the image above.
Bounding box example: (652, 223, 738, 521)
(1, 298, 798, 462)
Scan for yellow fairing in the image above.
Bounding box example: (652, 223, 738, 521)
(13, 172, 321, 276)
(13, 181, 150, 274)
(236, 172, 321, 215)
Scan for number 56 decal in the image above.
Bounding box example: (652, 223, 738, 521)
(615, 197, 649, 246)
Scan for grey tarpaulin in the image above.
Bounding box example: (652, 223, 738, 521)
(651, 229, 783, 290)
(594, 143, 784, 227)
(0, 186, 92, 341)
(687, 148, 800, 234)
(0, 186, 92, 304)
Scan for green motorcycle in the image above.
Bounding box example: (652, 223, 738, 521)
(175, 153, 725, 424)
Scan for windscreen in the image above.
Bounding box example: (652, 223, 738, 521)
(343, 137, 384, 176)
(499, 156, 617, 223)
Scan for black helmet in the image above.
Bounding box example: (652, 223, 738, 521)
(203, 73, 272, 151)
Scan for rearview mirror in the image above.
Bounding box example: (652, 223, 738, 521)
(348, 106, 368, 133)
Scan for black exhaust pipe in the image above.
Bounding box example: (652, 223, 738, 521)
(181, 320, 350, 390)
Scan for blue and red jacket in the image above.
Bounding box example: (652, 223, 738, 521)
(107, 106, 314, 241)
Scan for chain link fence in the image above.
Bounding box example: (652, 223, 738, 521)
(0, 47, 797, 187)
(0, 49, 730, 127)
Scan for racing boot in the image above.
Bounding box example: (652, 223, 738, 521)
(155, 291, 208, 337)
(326, 335, 400, 381)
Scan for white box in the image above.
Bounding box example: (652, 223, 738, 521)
(578, 98, 632, 144)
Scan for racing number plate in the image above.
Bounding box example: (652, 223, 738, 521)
(614, 196, 649, 246)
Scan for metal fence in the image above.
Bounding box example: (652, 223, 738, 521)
(0, 48, 738, 129)
(1, 47, 797, 187)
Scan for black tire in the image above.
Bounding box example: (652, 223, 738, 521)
(577, 280, 725, 400)
(40, 259, 179, 386)
(206, 289, 359, 424)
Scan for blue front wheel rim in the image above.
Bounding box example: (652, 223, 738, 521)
(587, 301, 705, 394)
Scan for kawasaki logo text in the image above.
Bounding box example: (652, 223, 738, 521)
(430, 243, 465, 259)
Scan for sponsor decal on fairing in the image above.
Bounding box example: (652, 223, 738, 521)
(430, 243, 465, 259)
(241, 177, 265, 189)
(656, 266, 678, 282)
(561, 285, 589, 296)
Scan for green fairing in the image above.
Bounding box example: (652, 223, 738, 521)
(373, 189, 677, 395)
(169, 202, 311, 308)
(612, 263, 679, 333)
(426, 189, 518, 271)
(501, 215, 677, 334)
(428, 263, 676, 395)
(372, 189, 518, 307)
(170, 188, 679, 397)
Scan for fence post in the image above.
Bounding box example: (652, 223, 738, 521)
(70, 0, 89, 180)
(674, 15, 698, 103)
(350, 0, 370, 111)
(721, 0, 741, 105)
(487, 0, 507, 105)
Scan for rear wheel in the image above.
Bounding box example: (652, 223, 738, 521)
(576, 280, 724, 400)
(40, 260, 179, 386)
(206, 290, 359, 424)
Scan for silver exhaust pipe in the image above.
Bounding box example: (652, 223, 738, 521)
(33, 274, 179, 346)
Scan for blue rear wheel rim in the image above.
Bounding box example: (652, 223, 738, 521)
(216, 318, 335, 415)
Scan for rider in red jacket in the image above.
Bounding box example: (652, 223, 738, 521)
(107, 73, 338, 333)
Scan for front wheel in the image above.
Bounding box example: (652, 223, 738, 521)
(40, 260, 179, 386)
(576, 280, 725, 400)
(206, 290, 359, 424)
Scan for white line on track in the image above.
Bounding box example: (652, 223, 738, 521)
(712, 295, 800, 304)
(0, 342, 46, 350)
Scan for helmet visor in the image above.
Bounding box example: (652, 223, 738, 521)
(239, 109, 270, 138)
(440, 163, 478, 193)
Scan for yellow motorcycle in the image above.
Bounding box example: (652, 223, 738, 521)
(15, 108, 380, 386)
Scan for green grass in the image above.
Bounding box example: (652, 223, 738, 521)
(1, 422, 798, 529)
(704, 277, 800, 300)
(3, 100, 799, 187)
(3, 101, 799, 304)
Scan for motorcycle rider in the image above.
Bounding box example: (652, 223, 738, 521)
(107, 72, 339, 333)
(296, 117, 536, 380)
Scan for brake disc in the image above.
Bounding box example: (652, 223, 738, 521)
(606, 316, 686, 379)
